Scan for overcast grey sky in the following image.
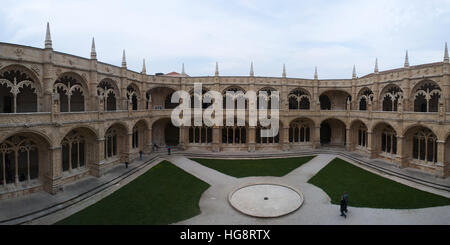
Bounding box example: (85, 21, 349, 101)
(1, 0, 449, 78)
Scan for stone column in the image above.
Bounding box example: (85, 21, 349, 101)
(435, 140, 446, 178)
(248, 126, 256, 152)
(367, 131, 377, 158)
(345, 128, 352, 151)
(396, 136, 408, 168)
(178, 126, 186, 150)
(90, 138, 105, 177)
(313, 126, 321, 149)
(212, 126, 220, 152)
(281, 126, 290, 151)
(43, 146, 63, 194)
(146, 127, 152, 153)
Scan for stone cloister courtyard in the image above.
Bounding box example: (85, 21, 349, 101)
(0, 149, 449, 225)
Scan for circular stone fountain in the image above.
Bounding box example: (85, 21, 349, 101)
(228, 183, 304, 218)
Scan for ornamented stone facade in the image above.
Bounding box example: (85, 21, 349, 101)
(0, 24, 449, 200)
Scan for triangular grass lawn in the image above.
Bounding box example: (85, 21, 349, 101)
(190, 156, 315, 178)
(308, 158, 450, 209)
(56, 161, 210, 225)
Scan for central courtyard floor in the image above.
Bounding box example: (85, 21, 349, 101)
(168, 154, 450, 225)
(0, 151, 449, 225)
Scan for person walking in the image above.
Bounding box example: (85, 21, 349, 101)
(125, 161, 129, 169)
(340, 192, 349, 218)
(340, 195, 347, 218)
(139, 150, 143, 160)
(168, 145, 171, 155)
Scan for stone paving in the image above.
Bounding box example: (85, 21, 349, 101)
(171, 154, 450, 225)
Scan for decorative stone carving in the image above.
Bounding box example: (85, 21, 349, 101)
(14, 48, 24, 57)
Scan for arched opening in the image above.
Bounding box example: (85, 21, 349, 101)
(54, 74, 86, 112)
(0, 132, 50, 187)
(147, 87, 176, 110)
(61, 128, 97, 174)
(319, 94, 331, 110)
(350, 120, 368, 151)
(288, 88, 310, 110)
(104, 123, 127, 161)
(404, 126, 438, 165)
(258, 87, 278, 110)
(126, 84, 139, 111)
(412, 81, 441, 112)
(381, 85, 402, 111)
(289, 118, 313, 144)
(320, 118, 346, 146)
(223, 87, 247, 109)
(1, 68, 39, 113)
(132, 120, 149, 151)
(320, 90, 351, 110)
(97, 79, 118, 111)
(372, 123, 398, 159)
(190, 88, 211, 109)
(357, 88, 373, 111)
(256, 121, 280, 144)
(152, 118, 179, 148)
(189, 126, 212, 144)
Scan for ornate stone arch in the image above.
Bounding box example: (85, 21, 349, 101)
(0, 64, 42, 113)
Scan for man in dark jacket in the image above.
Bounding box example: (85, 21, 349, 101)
(340, 196, 347, 218)
(340, 192, 349, 218)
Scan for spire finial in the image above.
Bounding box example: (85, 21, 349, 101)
(45, 22, 52, 49)
(122, 49, 127, 68)
(90, 38, 96, 59)
(142, 59, 146, 74)
(181, 63, 186, 75)
(282, 64, 286, 78)
(444, 42, 449, 63)
(314, 66, 318, 80)
(215, 62, 219, 76)
(404, 50, 409, 67)
(374, 58, 379, 73)
(352, 65, 357, 79)
(250, 61, 254, 76)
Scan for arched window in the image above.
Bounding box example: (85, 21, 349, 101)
(223, 87, 247, 109)
(256, 125, 279, 144)
(319, 95, 331, 110)
(132, 127, 139, 149)
(357, 126, 368, 147)
(126, 85, 138, 111)
(189, 126, 212, 144)
(164, 92, 178, 109)
(289, 121, 311, 143)
(104, 128, 117, 159)
(381, 85, 402, 111)
(413, 82, 441, 112)
(61, 130, 85, 172)
(0, 136, 38, 186)
(412, 129, 437, 163)
(257, 88, 279, 110)
(288, 89, 310, 110)
(381, 126, 397, 155)
(97, 80, 117, 111)
(358, 89, 373, 111)
(54, 75, 85, 112)
(222, 126, 246, 144)
(190, 89, 210, 109)
(0, 69, 38, 113)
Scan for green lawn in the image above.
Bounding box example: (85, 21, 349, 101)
(308, 158, 450, 209)
(56, 161, 210, 225)
(190, 156, 315, 178)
